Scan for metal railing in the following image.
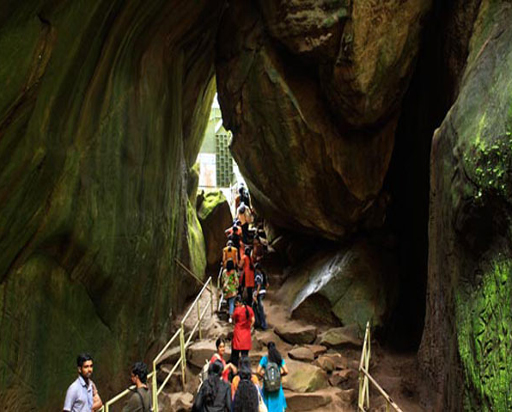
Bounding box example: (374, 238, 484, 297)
(358, 322, 404, 412)
(100, 274, 215, 412)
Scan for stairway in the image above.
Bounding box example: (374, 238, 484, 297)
(154, 287, 362, 411)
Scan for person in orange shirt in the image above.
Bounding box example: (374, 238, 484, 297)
(231, 356, 259, 400)
(222, 241, 238, 268)
(239, 247, 255, 305)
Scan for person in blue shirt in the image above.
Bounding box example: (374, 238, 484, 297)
(256, 342, 288, 412)
(63, 353, 102, 412)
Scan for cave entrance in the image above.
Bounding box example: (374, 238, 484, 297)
(197, 92, 244, 216)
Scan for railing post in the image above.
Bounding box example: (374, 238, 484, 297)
(180, 323, 187, 388)
(197, 299, 202, 340)
(364, 323, 371, 408)
(210, 283, 214, 316)
(358, 369, 364, 410)
(153, 360, 158, 412)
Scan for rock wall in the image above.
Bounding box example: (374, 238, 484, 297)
(0, 1, 223, 410)
(216, 0, 432, 240)
(420, 1, 512, 409)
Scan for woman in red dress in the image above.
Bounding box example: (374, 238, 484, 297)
(230, 295, 255, 369)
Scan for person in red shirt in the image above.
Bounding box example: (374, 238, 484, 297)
(239, 248, 255, 305)
(230, 295, 255, 370)
(210, 337, 237, 382)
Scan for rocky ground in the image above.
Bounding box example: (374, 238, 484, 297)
(154, 277, 431, 412)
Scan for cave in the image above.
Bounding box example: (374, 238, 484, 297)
(2, 0, 512, 411)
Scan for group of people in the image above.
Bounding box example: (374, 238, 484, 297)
(63, 353, 151, 412)
(193, 338, 288, 412)
(191, 185, 288, 411)
(221, 185, 268, 331)
(63, 185, 278, 412)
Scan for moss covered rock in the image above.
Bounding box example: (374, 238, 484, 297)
(0, 1, 223, 410)
(197, 190, 233, 271)
(420, 1, 512, 409)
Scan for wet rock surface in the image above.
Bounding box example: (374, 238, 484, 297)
(278, 240, 397, 329)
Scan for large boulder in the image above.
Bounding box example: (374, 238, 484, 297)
(274, 324, 318, 345)
(197, 190, 233, 271)
(216, 0, 432, 240)
(283, 359, 329, 393)
(288, 346, 315, 363)
(0, 1, 224, 410)
(284, 390, 332, 411)
(319, 326, 363, 349)
(419, 2, 512, 410)
(278, 240, 397, 329)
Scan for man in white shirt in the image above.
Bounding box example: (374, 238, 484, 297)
(63, 353, 102, 412)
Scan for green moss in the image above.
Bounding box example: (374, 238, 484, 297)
(186, 200, 206, 278)
(456, 260, 512, 411)
(187, 163, 200, 201)
(197, 190, 227, 221)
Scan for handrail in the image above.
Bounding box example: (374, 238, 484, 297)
(358, 321, 404, 412)
(99, 266, 215, 412)
(360, 368, 404, 412)
(181, 278, 212, 322)
(175, 258, 210, 288)
(102, 372, 154, 412)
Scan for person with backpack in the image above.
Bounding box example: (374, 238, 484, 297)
(192, 360, 231, 412)
(230, 295, 255, 370)
(257, 342, 288, 412)
(122, 362, 152, 412)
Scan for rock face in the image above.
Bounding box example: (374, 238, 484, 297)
(278, 241, 397, 329)
(419, 1, 512, 410)
(216, 0, 432, 240)
(0, 1, 223, 410)
(197, 190, 233, 271)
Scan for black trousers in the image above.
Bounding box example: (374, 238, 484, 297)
(230, 349, 249, 369)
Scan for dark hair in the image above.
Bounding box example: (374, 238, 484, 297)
(203, 360, 223, 404)
(233, 379, 258, 412)
(216, 337, 226, 350)
(226, 259, 235, 271)
(237, 356, 252, 381)
(235, 295, 250, 320)
(131, 362, 148, 384)
(267, 342, 282, 366)
(77, 353, 93, 367)
(239, 205, 246, 213)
